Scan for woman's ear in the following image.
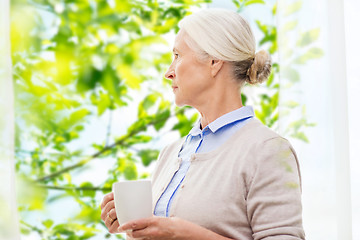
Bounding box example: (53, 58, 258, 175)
(210, 59, 224, 77)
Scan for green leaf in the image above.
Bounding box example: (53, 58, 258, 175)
(282, 67, 300, 82)
(20, 227, 31, 235)
(272, 2, 277, 15)
(244, 0, 265, 6)
(55, 135, 66, 144)
(266, 70, 275, 87)
(143, 94, 158, 110)
(173, 112, 197, 137)
(138, 93, 159, 118)
(256, 20, 268, 34)
(294, 47, 324, 64)
(77, 67, 101, 92)
(124, 135, 153, 145)
(69, 109, 90, 126)
(241, 93, 247, 105)
(269, 39, 278, 54)
(271, 92, 279, 109)
(281, 20, 298, 32)
(153, 18, 178, 33)
(154, 108, 171, 131)
(79, 182, 96, 198)
(97, 91, 112, 116)
(232, 0, 241, 8)
(124, 162, 138, 180)
(102, 66, 122, 99)
(29, 84, 49, 96)
(42, 219, 54, 229)
(116, 63, 142, 90)
(258, 27, 276, 46)
(138, 149, 159, 166)
(288, 119, 305, 131)
(284, 1, 302, 16)
(297, 28, 320, 47)
(255, 109, 265, 124)
(75, 204, 101, 223)
(291, 131, 309, 143)
(53, 224, 74, 236)
(285, 101, 299, 108)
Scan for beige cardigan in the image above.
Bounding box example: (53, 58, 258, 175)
(152, 118, 305, 240)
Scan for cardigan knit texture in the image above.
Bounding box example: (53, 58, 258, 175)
(151, 118, 305, 240)
(154, 106, 254, 217)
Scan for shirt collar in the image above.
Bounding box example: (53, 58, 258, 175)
(188, 120, 203, 136)
(188, 106, 254, 136)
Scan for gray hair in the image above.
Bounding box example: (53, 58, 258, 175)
(179, 8, 271, 86)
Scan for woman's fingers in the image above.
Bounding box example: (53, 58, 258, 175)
(104, 214, 114, 226)
(100, 192, 121, 234)
(100, 192, 114, 209)
(119, 218, 150, 232)
(108, 208, 117, 222)
(100, 200, 115, 221)
(104, 214, 119, 233)
(107, 218, 120, 234)
(129, 227, 152, 239)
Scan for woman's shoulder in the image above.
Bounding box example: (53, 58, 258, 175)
(240, 118, 298, 165)
(239, 118, 283, 142)
(231, 118, 295, 157)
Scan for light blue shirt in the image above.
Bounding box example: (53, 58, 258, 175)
(154, 106, 255, 217)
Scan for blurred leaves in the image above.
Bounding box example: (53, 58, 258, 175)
(297, 29, 320, 47)
(294, 47, 324, 64)
(172, 108, 198, 137)
(232, 0, 265, 11)
(234, 0, 318, 140)
(256, 20, 277, 54)
(283, 0, 302, 16)
(12, 0, 208, 239)
(139, 149, 160, 167)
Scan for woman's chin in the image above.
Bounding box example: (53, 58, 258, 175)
(174, 98, 186, 107)
(174, 101, 185, 107)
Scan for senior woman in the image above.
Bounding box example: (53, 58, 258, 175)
(100, 8, 305, 240)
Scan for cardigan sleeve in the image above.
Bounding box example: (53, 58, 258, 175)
(246, 137, 305, 240)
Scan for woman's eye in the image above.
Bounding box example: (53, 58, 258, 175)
(174, 53, 179, 59)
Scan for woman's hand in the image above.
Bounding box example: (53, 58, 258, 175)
(100, 192, 120, 234)
(118, 216, 232, 240)
(101, 195, 231, 240)
(119, 216, 184, 240)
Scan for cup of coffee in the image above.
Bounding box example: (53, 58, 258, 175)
(112, 180, 152, 225)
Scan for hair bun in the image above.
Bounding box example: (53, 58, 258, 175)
(246, 50, 272, 84)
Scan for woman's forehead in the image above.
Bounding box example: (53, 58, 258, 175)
(173, 30, 189, 50)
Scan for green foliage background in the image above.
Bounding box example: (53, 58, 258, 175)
(11, 0, 321, 239)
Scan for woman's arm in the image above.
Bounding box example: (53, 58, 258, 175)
(119, 216, 234, 240)
(100, 192, 233, 239)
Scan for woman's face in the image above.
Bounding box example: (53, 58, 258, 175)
(164, 30, 213, 107)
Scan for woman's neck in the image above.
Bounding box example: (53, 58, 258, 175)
(197, 91, 243, 129)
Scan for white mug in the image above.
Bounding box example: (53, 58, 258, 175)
(112, 180, 153, 225)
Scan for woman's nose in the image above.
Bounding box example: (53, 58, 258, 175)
(165, 65, 175, 80)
